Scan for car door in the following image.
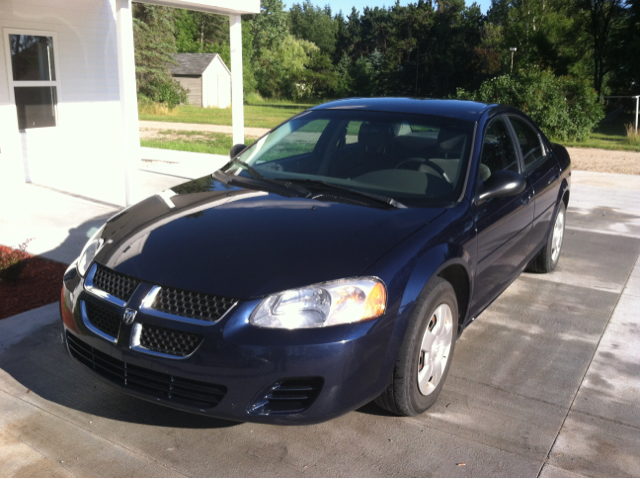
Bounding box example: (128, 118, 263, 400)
(470, 115, 535, 314)
(506, 115, 561, 253)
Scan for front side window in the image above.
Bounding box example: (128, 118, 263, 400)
(226, 110, 474, 207)
(479, 117, 519, 181)
(508, 116, 545, 170)
(8, 34, 58, 130)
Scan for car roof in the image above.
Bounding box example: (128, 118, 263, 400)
(311, 98, 498, 122)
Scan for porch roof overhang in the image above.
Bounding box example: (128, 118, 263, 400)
(140, 0, 260, 15)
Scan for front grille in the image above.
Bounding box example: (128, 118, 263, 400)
(85, 299, 121, 339)
(92, 264, 140, 302)
(250, 377, 324, 415)
(139, 324, 202, 357)
(152, 286, 236, 322)
(66, 332, 226, 409)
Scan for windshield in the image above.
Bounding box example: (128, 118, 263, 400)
(222, 110, 475, 207)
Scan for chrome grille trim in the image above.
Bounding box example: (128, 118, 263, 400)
(84, 264, 127, 307)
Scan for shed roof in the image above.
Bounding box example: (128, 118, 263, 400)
(171, 53, 225, 76)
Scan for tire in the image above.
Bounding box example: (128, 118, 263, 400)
(527, 201, 566, 273)
(375, 277, 458, 416)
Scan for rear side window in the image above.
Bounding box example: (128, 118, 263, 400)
(508, 116, 545, 170)
(479, 117, 519, 180)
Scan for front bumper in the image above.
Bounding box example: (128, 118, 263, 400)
(60, 263, 400, 425)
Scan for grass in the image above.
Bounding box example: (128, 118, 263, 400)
(139, 101, 318, 129)
(141, 103, 640, 154)
(140, 130, 254, 155)
(556, 113, 640, 152)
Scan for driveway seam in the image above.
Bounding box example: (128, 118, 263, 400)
(535, 249, 640, 478)
(0, 388, 189, 478)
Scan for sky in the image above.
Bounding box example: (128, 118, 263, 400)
(313, 0, 493, 15)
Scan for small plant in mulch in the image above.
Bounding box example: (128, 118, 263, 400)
(0, 241, 69, 320)
(0, 239, 32, 281)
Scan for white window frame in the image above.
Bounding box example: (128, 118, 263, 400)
(3, 28, 61, 130)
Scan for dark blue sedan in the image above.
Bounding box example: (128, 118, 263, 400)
(60, 98, 571, 424)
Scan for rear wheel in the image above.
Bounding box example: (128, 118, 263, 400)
(375, 277, 458, 416)
(527, 202, 566, 273)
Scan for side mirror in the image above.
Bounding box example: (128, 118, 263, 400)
(229, 143, 247, 159)
(476, 170, 526, 205)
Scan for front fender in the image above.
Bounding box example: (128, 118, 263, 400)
(360, 205, 476, 390)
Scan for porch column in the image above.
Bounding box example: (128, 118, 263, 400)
(116, 0, 141, 206)
(230, 14, 244, 146)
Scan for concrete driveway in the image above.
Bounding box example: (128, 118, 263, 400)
(1, 170, 639, 477)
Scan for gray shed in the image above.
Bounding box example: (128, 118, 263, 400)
(171, 53, 231, 108)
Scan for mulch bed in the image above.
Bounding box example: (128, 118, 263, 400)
(0, 250, 69, 320)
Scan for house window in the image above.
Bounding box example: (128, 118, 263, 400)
(7, 33, 58, 130)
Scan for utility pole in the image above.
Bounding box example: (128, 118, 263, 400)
(510, 47, 517, 74)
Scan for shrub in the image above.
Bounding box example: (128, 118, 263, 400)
(244, 91, 264, 104)
(138, 80, 188, 109)
(0, 239, 32, 281)
(456, 67, 604, 141)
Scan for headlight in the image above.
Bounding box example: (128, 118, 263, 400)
(250, 278, 387, 329)
(77, 226, 105, 277)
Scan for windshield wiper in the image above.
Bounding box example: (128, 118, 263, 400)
(285, 179, 407, 209)
(229, 158, 265, 180)
(214, 168, 312, 198)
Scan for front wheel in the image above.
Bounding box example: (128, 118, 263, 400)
(375, 277, 458, 416)
(527, 201, 566, 273)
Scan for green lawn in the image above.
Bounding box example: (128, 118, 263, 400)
(555, 113, 640, 152)
(139, 102, 316, 129)
(141, 104, 640, 154)
(140, 130, 254, 156)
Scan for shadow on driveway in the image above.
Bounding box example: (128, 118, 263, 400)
(0, 317, 239, 429)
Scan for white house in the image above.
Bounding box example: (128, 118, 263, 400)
(172, 53, 231, 108)
(0, 0, 258, 207)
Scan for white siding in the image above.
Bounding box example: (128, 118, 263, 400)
(201, 55, 230, 109)
(0, 0, 129, 205)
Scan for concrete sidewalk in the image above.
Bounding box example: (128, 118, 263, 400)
(1, 170, 639, 477)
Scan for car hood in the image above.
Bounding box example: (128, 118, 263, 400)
(94, 176, 445, 299)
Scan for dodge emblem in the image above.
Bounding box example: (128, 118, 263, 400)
(123, 308, 137, 325)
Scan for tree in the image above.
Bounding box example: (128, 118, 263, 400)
(133, 4, 187, 108)
(174, 10, 228, 53)
(488, 0, 591, 78)
(456, 67, 604, 140)
(289, 0, 338, 55)
(608, 0, 640, 94)
(247, 0, 289, 62)
(579, 0, 628, 94)
(300, 51, 339, 98)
